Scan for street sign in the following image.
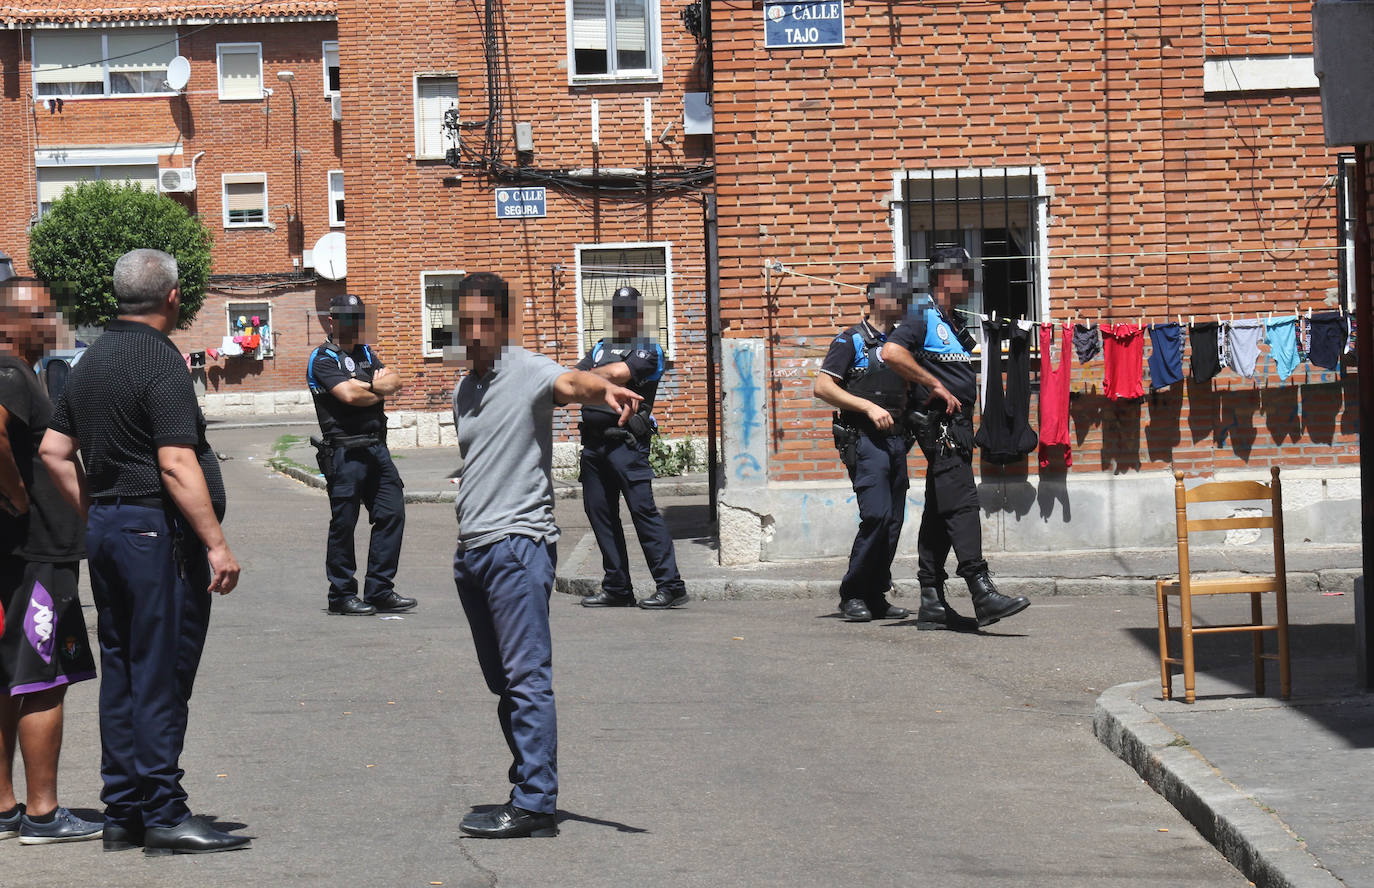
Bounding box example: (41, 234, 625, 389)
(495, 187, 547, 219)
(764, 2, 844, 49)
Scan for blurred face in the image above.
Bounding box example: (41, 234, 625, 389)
(611, 306, 639, 339)
(933, 270, 970, 308)
(869, 290, 905, 326)
(457, 289, 511, 368)
(332, 311, 364, 344)
(0, 281, 60, 360)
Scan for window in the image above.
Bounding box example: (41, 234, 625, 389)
(414, 75, 458, 160)
(323, 40, 340, 95)
(217, 43, 263, 100)
(421, 271, 464, 357)
(1337, 154, 1356, 311)
(226, 302, 273, 359)
(32, 28, 177, 97)
(575, 243, 673, 358)
(328, 170, 345, 227)
(895, 167, 1049, 325)
(37, 164, 158, 216)
(569, 0, 659, 81)
(222, 173, 268, 227)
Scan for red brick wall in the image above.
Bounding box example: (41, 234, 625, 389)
(710, 0, 1362, 481)
(335, 0, 712, 436)
(0, 20, 341, 391)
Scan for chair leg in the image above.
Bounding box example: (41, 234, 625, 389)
(1180, 587, 1196, 704)
(1251, 591, 1265, 697)
(1276, 589, 1292, 701)
(1156, 581, 1172, 701)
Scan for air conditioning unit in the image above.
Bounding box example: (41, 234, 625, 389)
(159, 167, 196, 193)
(330, 93, 342, 122)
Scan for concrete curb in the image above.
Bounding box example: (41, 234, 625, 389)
(1093, 680, 1344, 888)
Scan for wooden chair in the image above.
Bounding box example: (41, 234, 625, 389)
(1155, 467, 1291, 704)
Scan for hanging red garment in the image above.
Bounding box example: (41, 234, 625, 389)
(1038, 323, 1072, 467)
(1102, 323, 1145, 401)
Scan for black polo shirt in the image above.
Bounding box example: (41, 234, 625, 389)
(49, 319, 226, 520)
(306, 340, 387, 439)
(0, 355, 84, 561)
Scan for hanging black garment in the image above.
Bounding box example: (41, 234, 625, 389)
(975, 320, 1039, 465)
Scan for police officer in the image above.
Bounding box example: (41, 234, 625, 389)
(815, 274, 956, 623)
(575, 286, 687, 610)
(307, 293, 414, 616)
(882, 247, 1031, 628)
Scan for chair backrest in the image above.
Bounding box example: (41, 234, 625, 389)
(1172, 467, 1285, 585)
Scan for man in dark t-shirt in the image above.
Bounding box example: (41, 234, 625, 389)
(41, 249, 249, 855)
(882, 247, 1030, 628)
(0, 281, 98, 844)
(306, 293, 412, 616)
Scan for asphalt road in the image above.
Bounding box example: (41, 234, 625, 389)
(2, 426, 1261, 887)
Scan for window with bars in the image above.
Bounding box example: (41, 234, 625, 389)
(226, 302, 273, 358)
(414, 75, 458, 160)
(575, 244, 672, 358)
(898, 168, 1045, 326)
(222, 173, 268, 227)
(32, 28, 178, 97)
(1337, 154, 1356, 312)
(217, 43, 263, 101)
(421, 271, 464, 357)
(569, 0, 658, 81)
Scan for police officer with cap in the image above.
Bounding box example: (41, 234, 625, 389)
(575, 286, 688, 610)
(882, 247, 1030, 628)
(815, 274, 960, 622)
(307, 293, 415, 616)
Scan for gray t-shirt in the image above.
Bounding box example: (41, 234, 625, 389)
(452, 346, 568, 551)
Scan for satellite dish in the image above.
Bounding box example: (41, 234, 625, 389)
(166, 56, 191, 91)
(312, 232, 347, 280)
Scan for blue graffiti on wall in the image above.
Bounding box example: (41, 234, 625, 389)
(730, 346, 765, 480)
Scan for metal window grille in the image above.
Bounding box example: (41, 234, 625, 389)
(578, 246, 670, 354)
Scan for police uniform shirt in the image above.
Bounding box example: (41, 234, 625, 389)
(307, 341, 386, 439)
(889, 306, 979, 410)
(819, 319, 887, 384)
(0, 355, 83, 560)
(574, 338, 665, 432)
(48, 319, 226, 520)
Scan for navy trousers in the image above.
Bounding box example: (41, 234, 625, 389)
(454, 535, 558, 814)
(325, 442, 405, 605)
(838, 432, 910, 608)
(579, 438, 685, 597)
(86, 503, 212, 830)
(916, 445, 988, 587)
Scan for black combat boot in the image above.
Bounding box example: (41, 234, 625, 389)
(915, 585, 974, 631)
(966, 573, 1030, 627)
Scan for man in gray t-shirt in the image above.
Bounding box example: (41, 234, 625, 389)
(450, 272, 640, 840)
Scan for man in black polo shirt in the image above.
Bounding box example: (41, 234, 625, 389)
(306, 293, 413, 616)
(881, 247, 1030, 628)
(40, 248, 250, 855)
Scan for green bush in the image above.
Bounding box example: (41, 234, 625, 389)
(29, 180, 213, 329)
(649, 435, 700, 477)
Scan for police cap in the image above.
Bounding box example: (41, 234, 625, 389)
(329, 292, 365, 317)
(611, 286, 641, 311)
(929, 246, 974, 276)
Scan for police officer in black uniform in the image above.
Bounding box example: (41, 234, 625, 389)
(816, 274, 958, 623)
(307, 293, 415, 616)
(575, 286, 688, 610)
(882, 247, 1031, 628)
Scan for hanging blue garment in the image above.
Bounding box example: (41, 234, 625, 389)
(1263, 317, 1299, 382)
(1147, 323, 1183, 390)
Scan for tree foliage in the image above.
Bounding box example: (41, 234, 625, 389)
(28, 180, 213, 329)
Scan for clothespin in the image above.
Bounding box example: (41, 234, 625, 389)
(991, 310, 997, 322)
(1190, 315, 1195, 326)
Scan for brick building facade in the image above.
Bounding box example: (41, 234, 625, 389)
(707, 1, 1367, 562)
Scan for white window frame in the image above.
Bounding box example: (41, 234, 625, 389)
(413, 74, 459, 160)
(573, 241, 675, 360)
(216, 42, 264, 101)
(221, 172, 269, 228)
(30, 28, 179, 100)
(225, 301, 274, 359)
(566, 0, 662, 84)
(327, 169, 344, 228)
(420, 270, 465, 358)
(889, 166, 1050, 325)
(36, 162, 160, 217)
(322, 40, 340, 96)
(1338, 154, 1357, 312)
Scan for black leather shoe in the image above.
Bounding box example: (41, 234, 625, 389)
(328, 596, 376, 616)
(143, 816, 250, 855)
(840, 598, 872, 622)
(869, 601, 910, 620)
(638, 588, 688, 609)
(581, 589, 637, 607)
(967, 573, 1030, 627)
(459, 802, 557, 839)
(103, 823, 144, 852)
(367, 591, 418, 613)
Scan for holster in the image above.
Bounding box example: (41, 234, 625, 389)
(831, 416, 860, 471)
(310, 435, 335, 480)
